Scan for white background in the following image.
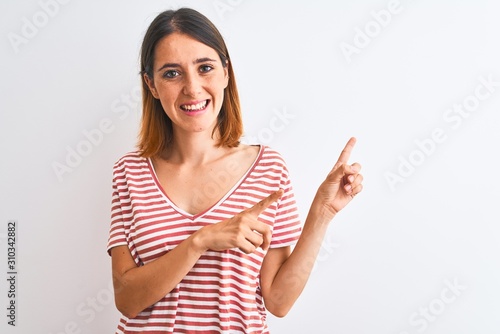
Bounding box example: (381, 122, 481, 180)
(1, 0, 499, 333)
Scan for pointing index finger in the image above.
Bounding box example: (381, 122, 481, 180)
(334, 137, 356, 168)
(246, 190, 284, 217)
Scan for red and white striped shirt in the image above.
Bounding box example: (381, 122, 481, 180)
(107, 145, 302, 333)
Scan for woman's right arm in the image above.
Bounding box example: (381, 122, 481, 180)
(111, 232, 206, 319)
(111, 191, 281, 319)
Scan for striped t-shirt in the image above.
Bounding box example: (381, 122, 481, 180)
(107, 145, 302, 333)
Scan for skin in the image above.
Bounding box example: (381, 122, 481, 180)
(110, 32, 364, 319)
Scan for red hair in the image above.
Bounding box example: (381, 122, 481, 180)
(137, 8, 243, 158)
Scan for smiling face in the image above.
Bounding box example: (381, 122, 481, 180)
(144, 32, 229, 138)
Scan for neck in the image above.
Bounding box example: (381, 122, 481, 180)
(161, 127, 228, 166)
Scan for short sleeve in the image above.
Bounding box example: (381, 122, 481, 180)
(269, 156, 302, 248)
(105, 152, 160, 266)
(107, 176, 128, 255)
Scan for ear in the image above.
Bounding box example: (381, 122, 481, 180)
(223, 60, 229, 89)
(144, 73, 159, 99)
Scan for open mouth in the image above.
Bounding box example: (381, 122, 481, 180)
(180, 100, 209, 112)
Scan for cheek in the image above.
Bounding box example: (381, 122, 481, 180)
(211, 84, 226, 108)
(153, 86, 179, 115)
(156, 83, 179, 103)
(210, 76, 229, 97)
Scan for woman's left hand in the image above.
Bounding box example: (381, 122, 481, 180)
(313, 137, 363, 219)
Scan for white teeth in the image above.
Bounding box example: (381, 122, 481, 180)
(182, 100, 207, 111)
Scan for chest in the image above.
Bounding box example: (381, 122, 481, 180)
(151, 150, 259, 216)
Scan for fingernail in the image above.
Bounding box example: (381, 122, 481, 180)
(348, 175, 354, 183)
(351, 165, 359, 172)
(345, 184, 352, 192)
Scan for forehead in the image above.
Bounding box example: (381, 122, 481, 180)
(154, 32, 220, 65)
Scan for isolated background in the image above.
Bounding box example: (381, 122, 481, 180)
(1, 0, 499, 333)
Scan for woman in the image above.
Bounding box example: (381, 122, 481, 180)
(107, 7, 363, 334)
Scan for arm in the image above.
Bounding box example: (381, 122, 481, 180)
(111, 191, 283, 319)
(260, 137, 364, 317)
(111, 233, 206, 319)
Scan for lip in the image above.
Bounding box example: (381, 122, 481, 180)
(180, 99, 210, 116)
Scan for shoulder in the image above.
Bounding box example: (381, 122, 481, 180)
(259, 145, 288, 168)
(112, 151, 149, 175)
(235, 144, 288, 167)
(249, 145, 293, 183)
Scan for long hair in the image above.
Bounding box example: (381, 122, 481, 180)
(138, 8, 242, 157)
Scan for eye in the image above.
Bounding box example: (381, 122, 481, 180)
(199, 65, 214, 73)
(163, 70, 179, 79)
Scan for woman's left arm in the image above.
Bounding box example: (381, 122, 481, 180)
(260, 137, 363, 317)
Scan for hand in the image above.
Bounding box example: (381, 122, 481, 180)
(198, 190, 283, 254)
(314, 137, 363, 218)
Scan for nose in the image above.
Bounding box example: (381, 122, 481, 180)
(182, 72, 202, 97)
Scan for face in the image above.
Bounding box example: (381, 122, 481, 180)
(145, 32, 229, 137)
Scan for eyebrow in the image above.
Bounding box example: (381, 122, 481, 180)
(157, 57, 217, 72)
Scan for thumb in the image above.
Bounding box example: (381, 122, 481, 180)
(328, 163, 359, 183)
(245, 190, 284, 217)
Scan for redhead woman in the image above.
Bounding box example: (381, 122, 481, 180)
(107, 7, 363, 334)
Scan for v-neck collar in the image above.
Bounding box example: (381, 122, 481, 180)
(147, 145, 264, 220)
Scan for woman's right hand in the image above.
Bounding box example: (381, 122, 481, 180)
(196, 190, 283, 254)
